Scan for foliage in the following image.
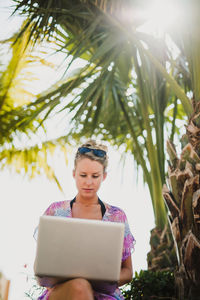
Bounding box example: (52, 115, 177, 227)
(121, 270, 176, 300)
(24, 276, 45, 300)
(0, 22, 72, 191)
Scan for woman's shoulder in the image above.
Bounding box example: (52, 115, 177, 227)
(105, 202, 128, 222)
(44, 200, 71, 216)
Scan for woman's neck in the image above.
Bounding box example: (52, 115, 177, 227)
(75, 195, 99, 206)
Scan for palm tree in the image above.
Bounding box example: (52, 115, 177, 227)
(4, 0, 193, 272)
(162, 0, 200, 298)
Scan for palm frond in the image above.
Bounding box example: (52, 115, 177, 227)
(0, 135, 71, 192)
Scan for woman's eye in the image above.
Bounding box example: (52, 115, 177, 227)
(93, 175, 99, 178)
(80, 174, 86, 177)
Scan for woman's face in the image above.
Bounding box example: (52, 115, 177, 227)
(73, 158, 107, 200)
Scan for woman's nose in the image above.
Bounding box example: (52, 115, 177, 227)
(85, 177, 92, 185)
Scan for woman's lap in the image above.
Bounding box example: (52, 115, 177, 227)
(37, 279, 123, 300)
(38, 288, 118, 300)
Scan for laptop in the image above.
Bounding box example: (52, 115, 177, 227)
(34, 216, 124, 292)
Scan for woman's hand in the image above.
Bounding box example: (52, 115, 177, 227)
(118, 255, 133, 287)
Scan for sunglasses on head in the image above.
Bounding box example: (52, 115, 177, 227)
(78, 147, 106, 158)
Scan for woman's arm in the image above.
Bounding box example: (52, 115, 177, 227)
(118, 255, 133, 287)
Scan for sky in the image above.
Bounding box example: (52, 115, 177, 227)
(0, 1, 155, 299)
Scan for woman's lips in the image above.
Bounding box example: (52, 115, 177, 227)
(83, 188, 93, 192)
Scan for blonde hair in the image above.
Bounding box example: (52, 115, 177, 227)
(74, 139, 108, 172)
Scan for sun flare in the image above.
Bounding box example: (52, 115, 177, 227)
(139, 0, 182, 35)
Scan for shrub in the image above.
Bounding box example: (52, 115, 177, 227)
(121, 270, 176, 300)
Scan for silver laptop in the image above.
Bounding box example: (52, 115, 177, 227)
(34, 216, 124, 291)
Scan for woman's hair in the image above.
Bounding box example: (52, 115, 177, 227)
(74, 139, 108, 172)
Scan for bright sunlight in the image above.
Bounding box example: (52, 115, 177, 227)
(138, 0, 182, 35)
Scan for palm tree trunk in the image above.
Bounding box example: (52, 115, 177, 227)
(147, 225, 178, 272)
(163, 101, 200, 299)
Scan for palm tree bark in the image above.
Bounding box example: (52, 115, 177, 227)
(163, 102, 200, 299)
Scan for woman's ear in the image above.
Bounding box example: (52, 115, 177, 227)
(72, 169, 75, 178)
(103, 172, 107, 181)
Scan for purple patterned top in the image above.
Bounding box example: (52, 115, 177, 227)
(37, 200, 135, 300)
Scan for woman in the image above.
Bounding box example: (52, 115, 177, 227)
(36, 140, 135, 300)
